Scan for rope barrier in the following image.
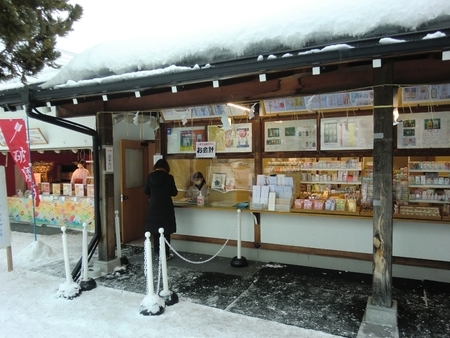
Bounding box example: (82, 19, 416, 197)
(162, 215, 238, 265)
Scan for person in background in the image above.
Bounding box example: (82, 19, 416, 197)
(70, 159, 90, 185)
(144, 159, 178, 260)
(186, 172, 209, 202)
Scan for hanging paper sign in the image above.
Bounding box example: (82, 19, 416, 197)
(196, 141, 216, 158)
(0, 119, 40, 207)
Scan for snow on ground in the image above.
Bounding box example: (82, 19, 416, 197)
(0, 230, 341, 338)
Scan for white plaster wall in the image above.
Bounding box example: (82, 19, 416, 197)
(392, 220, 450, 261)
(0, 107, 95, 152)
(261, 213, 373, 253)
(175, 208, 254, 242)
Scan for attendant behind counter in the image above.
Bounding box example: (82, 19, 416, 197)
(186, 172, 209, 202)
(70, 159, 90, 185)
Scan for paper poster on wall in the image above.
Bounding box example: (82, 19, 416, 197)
(167, 126, 206, 154)
(397, 111, 450, 149)
(265, 119, 317, 152)
(263, 90, 373, 114)
(401, 84, 450, 105)
(207, 123, 252, 153)
(320, 115, 373, 150)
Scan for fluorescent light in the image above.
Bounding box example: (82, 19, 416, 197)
(72, 98, 78, 105)
(227, 103, 250, 111)
(135, 91, 141, 98)
(213, 80, 219, 88)
(312, 66, 320, 75)
(102, 94, 108, 101)
(171, 86, 177, 93)
(259, 74, 266, 82)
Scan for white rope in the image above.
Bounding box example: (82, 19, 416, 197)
(164, 218, 238, 265)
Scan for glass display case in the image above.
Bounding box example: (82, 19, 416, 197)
(167, 158, 254, 206)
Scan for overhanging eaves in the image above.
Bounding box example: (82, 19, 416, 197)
(1, 33, 450, 110)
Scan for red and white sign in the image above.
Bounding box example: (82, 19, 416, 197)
(0, 119, 40, 207)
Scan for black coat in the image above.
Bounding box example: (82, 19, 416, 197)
(144, 170, 178, 234)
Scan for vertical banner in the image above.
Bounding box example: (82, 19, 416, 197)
(0, 119, 40, 207)
(0, 166, 12, 248)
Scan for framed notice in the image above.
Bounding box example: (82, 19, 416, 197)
(0, 128, 47, 146)
(211, 173, 226, 192)
(167, 126, 206, 154)
(397, 111, 450, 149)
(207, 123, 252, 153)
(29, 128, 47, 144)
(265, 119, 317, 152)
(320, 115, 373, 150)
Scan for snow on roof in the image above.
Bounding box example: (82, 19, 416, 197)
(2, 1, 450, 91)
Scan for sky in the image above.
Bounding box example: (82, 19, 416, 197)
(1, 0, 449, 90)
(0, 230, 340, 338)
(3, 0, 447, 91)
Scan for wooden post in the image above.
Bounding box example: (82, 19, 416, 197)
(6, 246, 13, 271)
(372, 61, 394, 307)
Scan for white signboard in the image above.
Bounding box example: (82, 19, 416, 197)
(320, 115, 374, 150)
(265, 119, 317, 152)
(196, 141, 216, 158)
(0, 166, 12, 248)
(397, 111, 450, 149)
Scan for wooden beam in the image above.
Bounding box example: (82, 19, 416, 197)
(372, 60, 394, 307)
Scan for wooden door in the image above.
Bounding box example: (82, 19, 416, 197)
(120, 140, 150, 243)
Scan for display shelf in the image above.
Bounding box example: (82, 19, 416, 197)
(409, 184, 450, 189)
(407, 158, 450, 218)
(290, 207, 360, 216)
(408, 199, 449, 204)
(302, 180, 361, 185)
(409, 169, 450, 173)
(300, 167, 362, 171)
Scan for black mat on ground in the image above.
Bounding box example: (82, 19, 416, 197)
(91, 245, 450, 338)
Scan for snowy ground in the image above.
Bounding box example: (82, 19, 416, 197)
(0, 230, 341, 338)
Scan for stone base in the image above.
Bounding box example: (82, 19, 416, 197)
(357, 296, 399, 338)
(93, 257, 121, 274)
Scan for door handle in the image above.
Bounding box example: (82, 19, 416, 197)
(121, 195, 129, 202)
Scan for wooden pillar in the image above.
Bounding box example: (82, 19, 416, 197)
(372, 61, 394, 307)
(97, 113, 116, 262)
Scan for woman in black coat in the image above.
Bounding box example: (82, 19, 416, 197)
(144, 159, 178, 259)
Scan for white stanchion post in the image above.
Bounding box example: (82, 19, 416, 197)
(62, 226, 72, 284)
(114, 210, 122, 258)
(158, 228, 179, 306)
(57, 226, 81, 299)
(139, 232, 165, 316)
(159, 228, 169, 292)
(231, 209, 248, 267)
(80, 222, 96, 291)
(237, 209, 242, 259)
(145, 232, 155, 296)
(82, 222, 88, 281)
(115, 210, 128, 265)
